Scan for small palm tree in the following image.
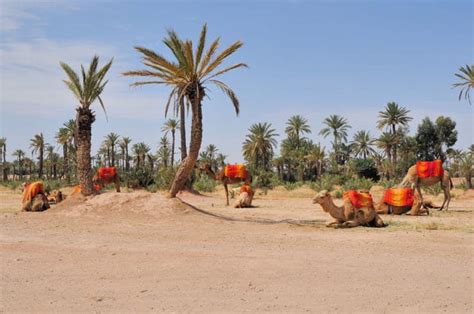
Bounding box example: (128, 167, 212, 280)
(157, 136, 171, 168)
(124, 24, 247, 197)
(305, 144, 325, 179)
(60, 56, 113, 195)
(319, 115, 351, 162)
(132, 142, 150, 170)
(242, 122, 278, 171)
(285, 115, 311, 140)
(453, 64, 474, 105)
(105, 132, 120, 167)
(12, 149, 25, 179)
(30, 133, 46, 179)
(161, 119, 179, 166)
(56, 127, 71, 182)
(119, 137, 132, 171)
(0, 138, 6, 181)
(377, 132, 396, 176)
(351, 130, 376, 159)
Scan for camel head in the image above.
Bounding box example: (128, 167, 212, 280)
(21, 182, 30, 192)
(312, 190, 331, 204)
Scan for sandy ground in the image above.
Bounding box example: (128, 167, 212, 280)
(1, 185, 473, 313)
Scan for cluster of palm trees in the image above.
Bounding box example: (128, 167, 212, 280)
(0, 25, 472, 196)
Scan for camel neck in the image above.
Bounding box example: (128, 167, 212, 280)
(323, 198, 345, 220)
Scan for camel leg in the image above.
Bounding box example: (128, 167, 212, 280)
(373, 214, 385, 227)
(340, 221, 359, 228)
(440, 180, 450, 211)
(115, 176, 121, 192)
(326, 221, 340, 228)
(416, 178, 425, 210)
(224, 183, 229, 206)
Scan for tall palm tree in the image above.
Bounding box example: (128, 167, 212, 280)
(56, 127, 71, 182)
(12, 149, 25, 179)
(105, 132, 120, 167)
(119, 137, 132, 171)
(161, 119, 179, 166)
(377, 102, 412, 163)
(377, 132, 396, 176)
(124, 24, 247, 197)
(30, 133, 46, 179)
(305, 144, 325, 179)
(60, 56, 113, 195)
(45, 145, 59, 179)
(157, 136, 171, 168)
(319, 115, 351, 162)
(351, 130, 376, 159)
(453, 64, 474, 105)
(132, 142, 150, 170)
(0, 138, 6, 181)
(285, 115, 311, 141)
(242, 122, 278, 171)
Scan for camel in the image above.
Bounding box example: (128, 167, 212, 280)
(197, 163, 252, 205)
(375, 191, 439, 216)
(92, 167, 121, 192)
(21, 182, 50, 212)
(47, 190, 64, 204)
(399, 163, 453, 210)
(312, 190, 385, 228)
(234, 184, 254, 208)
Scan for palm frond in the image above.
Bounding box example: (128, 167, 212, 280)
(210, 79, 240, 115)
(201, 41, 243, 77)
(194, 23, 207, 71)
(60, 62, 83, 97)
(198, 37, 220, 75)
(204, 63, 248, 81)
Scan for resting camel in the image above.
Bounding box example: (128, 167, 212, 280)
(93, 167, 121, 192)
(21, 182, 50, 212)
(375, 191, 438, 216)
(47, 190, 64, 204)
(312, 190, 385, 228)
(399, 164, 453, 210)
(234, 184, 254, 208)
(197, 163, 252, 205)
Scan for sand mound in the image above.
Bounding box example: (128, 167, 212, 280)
(49, 190, 193, 219)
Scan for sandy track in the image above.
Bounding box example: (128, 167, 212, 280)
(1, 188, 473, 313)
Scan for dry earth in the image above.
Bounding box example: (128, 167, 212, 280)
(1, 185, 473, 313)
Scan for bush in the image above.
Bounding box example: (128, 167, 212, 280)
(193, 174, 218, 192)
(124, 168, 155, 188)
(455, 182, 468, 191)
(423, 184, 442, 196)
(349, 158, 380, 181)
(378, 178, 399, 189)
(284, 182, 302, 191)
(309, 174, 344, 192)
(342, 177, 375, 191)
(154, 167, 177, 190)
(254, 170, 279, 189)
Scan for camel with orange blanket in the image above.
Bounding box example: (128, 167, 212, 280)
(374, 187, 438, 216)
(92, 167, 121, 192)
(21, 182, 50, 212)
(312, 190, 385, 228)
(399, 160, 452, 210)
(197, 163, 252, 205)
(234, 183, 254, 208)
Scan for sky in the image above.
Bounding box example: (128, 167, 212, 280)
(0, 0, 473, 163)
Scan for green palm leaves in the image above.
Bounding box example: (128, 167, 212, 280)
(453, 64, 474, 105)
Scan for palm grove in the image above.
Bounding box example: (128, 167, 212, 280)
(0, 27, 473, 193)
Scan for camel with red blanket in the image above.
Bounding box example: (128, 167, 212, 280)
(375, 187, 438, 216)
(197, 163, 252, 205)
(92, 167, 121, 192)
(312, 190, 385, 228)
(234, 183, 254, 208)
(399, 160, 452, 210)
(21, 182, 50, 212)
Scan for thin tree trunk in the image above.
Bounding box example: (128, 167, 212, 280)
(171, 130, 175, 166)
(169, 99, 202, 197)
(76, 107, 95, 196)
(111, 146, 115, 167)
(39, 148, 43, 179)
(179, 98, 187, 161)
(125, 147, 129, 171)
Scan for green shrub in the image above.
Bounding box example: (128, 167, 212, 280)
(378, 178, 399, 189)
(455, 182, 468, 191)
(123, 168, 155, 188)
(254, 170, 279, 189)
(284, 182, 302, 191)
(349, 158, 380, 181)
(423, 184, 442, 196)
(333, 189, 343, 199)
(310, 174, 339, 192)
(154, 167, 177, 190)
(342, 177, 375, 191)
(193, 174, 218, 192)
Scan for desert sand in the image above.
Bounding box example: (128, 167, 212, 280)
(1, 185, 473, 313)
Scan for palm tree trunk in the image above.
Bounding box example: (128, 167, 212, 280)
(111, 146, 115, 167)
(3, 144, 7, 181)
(63, 144, 70, 183)
(179, 98, 187, 161)
(76, 107, 95, 196)
(39, 148, 43, 179)
(169, 99, 202, 197)
(125, 147, 129, 171)
(171, 130, 175, 166)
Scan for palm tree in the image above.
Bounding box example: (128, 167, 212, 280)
(285, 115, 311, 141)
(45, 145, 59, 179)
(319, 115, 351, 162)
(161, 119, 179, 166)
(377, 102, 412, 163)
(0, 138, 6, 181)
(377, 132, 397, 177)
(458, 152, 473, 188)
(105, 132, 120, 167)
(56, 127, 71, 182)
(157, 136, 171, 168)
(132, 142, 150, 170)
(60, 56, 113, 195)
(12, 149, 25, 179)
(351, 130, 376, 159)
(124, 24, 247, 197)
(30, 133, 46, 179)
(242, 122, 278, 171)
(119, 137, 132, 171)
(453, 64, 474, 105)
(305, 144, 325, 179)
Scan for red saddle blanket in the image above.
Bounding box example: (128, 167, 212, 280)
(416, 160, 444, 178)
(240, 184, 254, 197)
(224, 164, 248, 179)
(383, 188, 414, 207)
(98, 167, 117, 180)
(22, 181, 44, 203)
(343, 190, 374, 209)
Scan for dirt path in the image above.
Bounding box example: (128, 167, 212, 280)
(1, 188, 473, 313)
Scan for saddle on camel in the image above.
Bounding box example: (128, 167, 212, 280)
(92, 167, 121, 192)
(234, 183, 255, 208)
(21, 181, 50, 212)
(375, 187, 433, 215)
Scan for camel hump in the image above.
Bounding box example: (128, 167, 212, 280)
(343, 190, 373, 209)
(224, 164, 248, 179)
(416, 160, 444, 178)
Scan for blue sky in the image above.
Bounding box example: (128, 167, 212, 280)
(1, 0, 472, 163)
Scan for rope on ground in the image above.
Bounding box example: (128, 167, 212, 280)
(176, 197, 326, 226)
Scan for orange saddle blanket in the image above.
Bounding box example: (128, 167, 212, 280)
(224, 164, 248, 179)
(383, 188, 414, 207)
(416, 160, 443, 178)
(71, 184, 102, 195)
(240, 184, 254, 197)
(343, 190, 374, 209)
(98, 167, 117, 180)
(22, 182, 44, 203)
